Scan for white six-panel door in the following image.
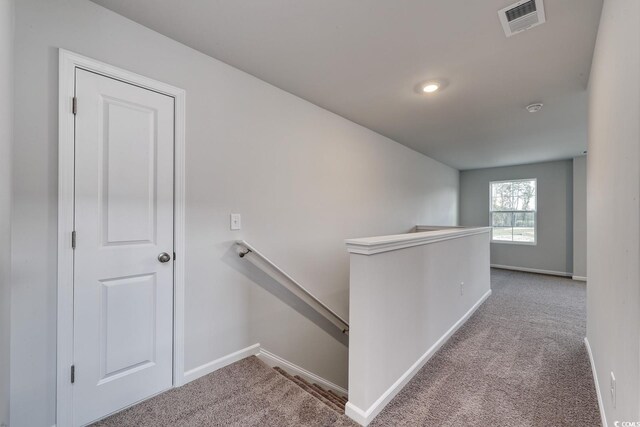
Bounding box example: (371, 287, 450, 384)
(73, 69, 175, 426)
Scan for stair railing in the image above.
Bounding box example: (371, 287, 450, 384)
(236, 240, 349, 335)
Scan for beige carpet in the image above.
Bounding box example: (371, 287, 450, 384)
(93, 356, 356, 427)
(371, 269, 601, 426)
(94, 269, 600, 426)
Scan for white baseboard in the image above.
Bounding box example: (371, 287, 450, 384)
(345, 289, 492, 426)
(257, 348, 348, 396)
(584, 337, 608, 427)
(85, 342, 344, 422)
(491, 264, 572, 277)
(181, 343, 347, 400)
(182, 343, 261, 384)
(572, 275, 587, 282)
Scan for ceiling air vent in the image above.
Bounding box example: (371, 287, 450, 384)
(498, 0, 546, 37)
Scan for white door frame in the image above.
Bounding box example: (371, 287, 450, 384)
(57, 49, 186, 426)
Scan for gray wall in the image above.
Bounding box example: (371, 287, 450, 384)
(572, 156, 587, 279)
(11, 0, 459, 425)
(0, 0, 13, 425)
(586, 0, 639, 423)
(460, 160, 573, 275)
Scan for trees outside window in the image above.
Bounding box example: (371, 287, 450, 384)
(490, 179, 536, 243)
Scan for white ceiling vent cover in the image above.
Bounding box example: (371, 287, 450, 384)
(498, 0, 546, 37)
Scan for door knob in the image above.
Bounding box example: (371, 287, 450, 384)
(158, 252, 172, 263)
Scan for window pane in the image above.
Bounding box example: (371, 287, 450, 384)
(515, 180, 536, 211)
(513, 211, 534, 227)
(491, 211, 512, 227)
(490, 179, 536, 244)
(490, 179, 536, 212)
(491, 182, 516, 211)
(491, 212, 513, 241)
(513, 212, 535, 242)
(492, 227, 513, 241)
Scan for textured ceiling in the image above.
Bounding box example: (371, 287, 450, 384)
(91, 0, 603, 169)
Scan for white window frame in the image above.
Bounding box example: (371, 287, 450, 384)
(489, 178, 537, 245)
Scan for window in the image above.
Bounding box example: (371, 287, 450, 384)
(490, 179, 536, 244)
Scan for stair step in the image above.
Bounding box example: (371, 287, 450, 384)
(297, 377, 343, 409)
(273, 368, 338, 411)
(290, 377, 343, 413)
(291, 377, 343, 413)
(326, 387, 349, 405)
(272, 367, 346, 414)
(308, 382, 344, 407)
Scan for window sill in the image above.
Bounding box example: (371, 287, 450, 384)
(491, 240, 537, 246)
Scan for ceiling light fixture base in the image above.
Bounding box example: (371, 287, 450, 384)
(526, 103, 543, 113)
(414, 79, 449, 95)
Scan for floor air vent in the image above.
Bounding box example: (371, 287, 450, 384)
(498, 0, 546, 37)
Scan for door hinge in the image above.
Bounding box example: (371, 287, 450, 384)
(70, 365, 75, 384)
(72, 97, 77, 115)
(173, 252, 176, 260)
(71, 230, 76, 249)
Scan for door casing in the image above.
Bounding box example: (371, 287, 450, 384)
(57, 49, 186, 427)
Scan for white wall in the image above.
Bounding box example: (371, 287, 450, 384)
(460, 160, 574, 275)
(0, 1, 13, 425)
(586, 0, 640, 424)
(572, 156, 587, 279)
(346, 229, 491, 425)
(11, 0, 459, 425)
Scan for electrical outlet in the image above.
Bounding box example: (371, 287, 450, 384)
(610, 371, 616, 408)
(230, 213, 242, 231)
(460, 282, 464, 296)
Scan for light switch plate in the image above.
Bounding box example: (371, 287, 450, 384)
(230, 213, 241, 230)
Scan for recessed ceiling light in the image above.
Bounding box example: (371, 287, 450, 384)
(526, 103, 543, 113)
(422, 82, 440, 93)
(414, 79, 448, 95)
